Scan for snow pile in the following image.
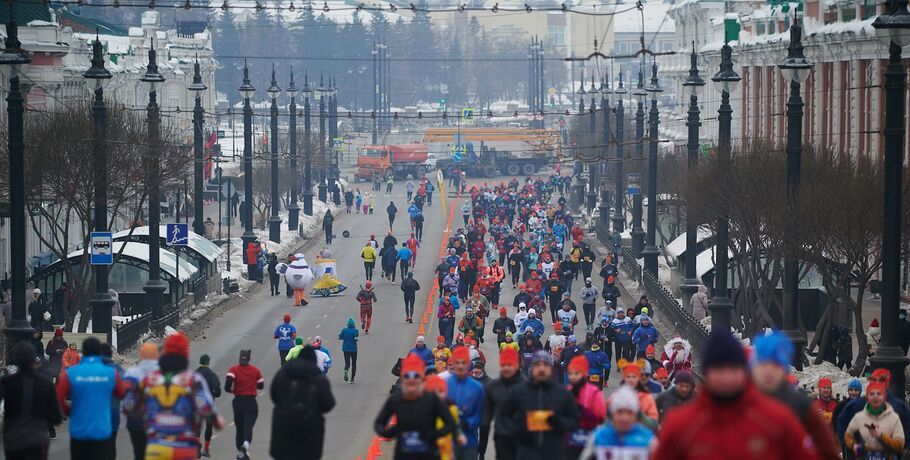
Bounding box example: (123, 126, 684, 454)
(795, 362, 867, 398)
(164, 326, 179, 336)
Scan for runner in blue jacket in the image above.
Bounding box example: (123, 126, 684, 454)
(445, 347, 485, 459)
(338, 318, 360, 383)
(631, 315, 659, 358)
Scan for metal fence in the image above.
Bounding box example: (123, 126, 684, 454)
(116, 314, 151, 352)
(620, 247, 642, 285)
(641, 270, 710, 350)
(191, 276, 208, 301)
(151, 305, 180, 334)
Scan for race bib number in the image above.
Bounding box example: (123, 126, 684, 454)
(401, 431, 430, 453)
(568, 429, 589, 447)
(526, 410, 554, 432)
(589, 374, 601, 382)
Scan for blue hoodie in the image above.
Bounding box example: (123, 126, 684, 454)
(409, 344, 435, 367)
(61, 356, 122, 441)
(584, 348, 611, 379)
(445, 374, 485, 448)
(631, 322, 659, 351)
(519, 317, 545, 338)
(338, 322, 360, 352)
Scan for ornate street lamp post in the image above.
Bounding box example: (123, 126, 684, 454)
(191, 57, 206, 236)
(287, 69, 300, 230)
(1, 17, 32, 349)
(238, 62, 257, 253)
(267, 65, 282, 243)
(679, 44, 706, 302)
(84, 35, 115, 343)
(302, 73, 314, 216)
(141, 44, 166, 333)
(630, 67, 647, 258)
(870, 0, 910, 396)
(612, 68, 627, 234)
(709, 43, 741, 332)
(779, 18, 812, 370)
(642, 59, 662, 277)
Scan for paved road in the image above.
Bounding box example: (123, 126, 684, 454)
(48, 177, 628, 459)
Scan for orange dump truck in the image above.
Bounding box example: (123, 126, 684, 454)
(356, 143, 430, 181)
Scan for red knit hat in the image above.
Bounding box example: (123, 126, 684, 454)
(437, 335, 446, 344)
(871, 368, 892, 386)
(622, 362, 642, 377)
(500, 348, 519, 367)
(54, 328, 63, 338)
(499, 307, 507, 316)
(568, 355, 589, 375)
(425, 375, 447, 393)
(163, 333, 190, 359)
(818, 378, 833, 389)
(655, 367, 669, 379)
(871, 318, 880, 328)
(867, 381, 887, 396)
(451, 346, 471, 363)
(645, 345, 655, 354)
(400, 353, 426, 377)
(283, 313, 291, 323)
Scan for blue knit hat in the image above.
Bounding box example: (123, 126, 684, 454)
(752, 331, 793, 369)
(848, 378, 863, 391)
(701, 329, 746, 372)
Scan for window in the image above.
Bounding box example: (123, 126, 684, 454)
(757, 21, 766, 36)
(548, 26, 565, 45)
(842, 4, 856, 21)
(862, 0, 876, 18)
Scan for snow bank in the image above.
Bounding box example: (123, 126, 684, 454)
(795, 362, 866, 397)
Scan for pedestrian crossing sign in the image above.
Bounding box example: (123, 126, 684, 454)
(461, 108, 475, 121)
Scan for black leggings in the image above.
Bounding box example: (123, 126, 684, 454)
(400, 260, 410, 279)
(6, 445, 48, 460)
(404, 295, 416, 318)
(232, 396, 258, 450)
(364, 261, 375, 280)
(388, 214, 396, 229)
(582, 303, 595, 326)
(511, 267, 521, 285)
(344, 351, 358, 380)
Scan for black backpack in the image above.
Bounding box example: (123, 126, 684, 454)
(276, 379, 318, 435)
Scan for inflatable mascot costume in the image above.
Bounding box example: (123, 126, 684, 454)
(311, 248, 348, 296)
(285, 253, 315, 306)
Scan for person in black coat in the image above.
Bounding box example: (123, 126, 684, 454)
(400, 272, 421, 323)
(386, 201, 398, 230)
(269, 346, 336, 460)
(344, 190, 354, 213)
(501, 351, 579, 460)
(379, 245, 400, 283)
(322, 210, 334, 244)
(0, 343, 63, 459)
(482, 349, 524, 460)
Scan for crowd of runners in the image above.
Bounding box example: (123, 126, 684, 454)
(2, 172, 907, 460)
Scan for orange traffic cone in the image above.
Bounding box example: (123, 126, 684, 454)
(418, 322, 426, 335)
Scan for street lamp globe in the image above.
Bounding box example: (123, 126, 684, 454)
(682, 44, 706, 97)
(83, 34, 112, 90)
(632, 71, 647, 103)
(301, 72, 312, 99)
(238, 61, 255, 100)
(711, 43, 741, 94)
(614, 68, 628, 103)
(779, 20, 813, 83)
(0, 19, 31, 77)
(873, 0, 910, 47)
(139, 44, 165, 93)
(188, 56, 207, 97)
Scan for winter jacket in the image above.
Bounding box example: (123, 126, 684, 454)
(374, 391, 455, 459)
(360, 246, 377, 263)
(764, 384, 840, 460)
(492, 317, 516, 343)
(611, 317, 633, 344)
(655, 386, 695, 421)
(570, 381, 606, 431)
(837, 393, 910, 443)
(380, 247, 399, 271)
(845, 403, 905, 458)
(631, 324, 659, 352)
(338, 326, 359, 353)
(501, 377, 580, 460)
(386, 202, 398, 216)
(583, 349, 610, 383)
(579, 286, 599, 305)
(483, 373, 525, 436)
(274, 323, 297, 351)
(458, 315, 484, 339)
(409, 345, 435, 368)
(56, 356, 126, 441)
(582, 423, 655, 459)
(195, 365, 221, 400)
(654, 384, 819, 460)
(269, 357, 336, 460)
(518, 317, 545, 338)
(690, 285, 709, 320)
(0, 370, 63, 451)
(401, 278, 421, 299)
(122, 359, 161, 431)
(445, 374, 485, 448)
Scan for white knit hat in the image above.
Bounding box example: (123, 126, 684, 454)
(528, 308, 536, 316)
(609, 386, 640, 414)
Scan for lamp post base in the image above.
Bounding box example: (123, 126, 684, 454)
(631, 229, 645, 259)
(4, 320, 34, 359)
(708, 295, 734, 333)
(143, 281, 167, 336)
(302, 191, 314, 216)
(90, 293, 116, 345)
(573, 182, 586, 210)
(318, 183, 328, 203)
(287, 204, 300, 231)
(611, 215, 626, 235)
(268, 216, 282, 244)
(870, 347, 910, 398)
(586, 192, 597, 215)
(642, 244, 659, 277)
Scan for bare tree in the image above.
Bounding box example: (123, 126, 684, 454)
(0, 102, 189, 330)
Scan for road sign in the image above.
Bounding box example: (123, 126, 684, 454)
(626, 173, 641, 196)
(333, 137, 344, 152)
(221, 180, 236, 199)
(166, 223, 189, 246)
(461, 108, 475, 121)
(90, 231, 113, 266)
(452, 144, 464, 162)
(548, 87, 557, 95)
